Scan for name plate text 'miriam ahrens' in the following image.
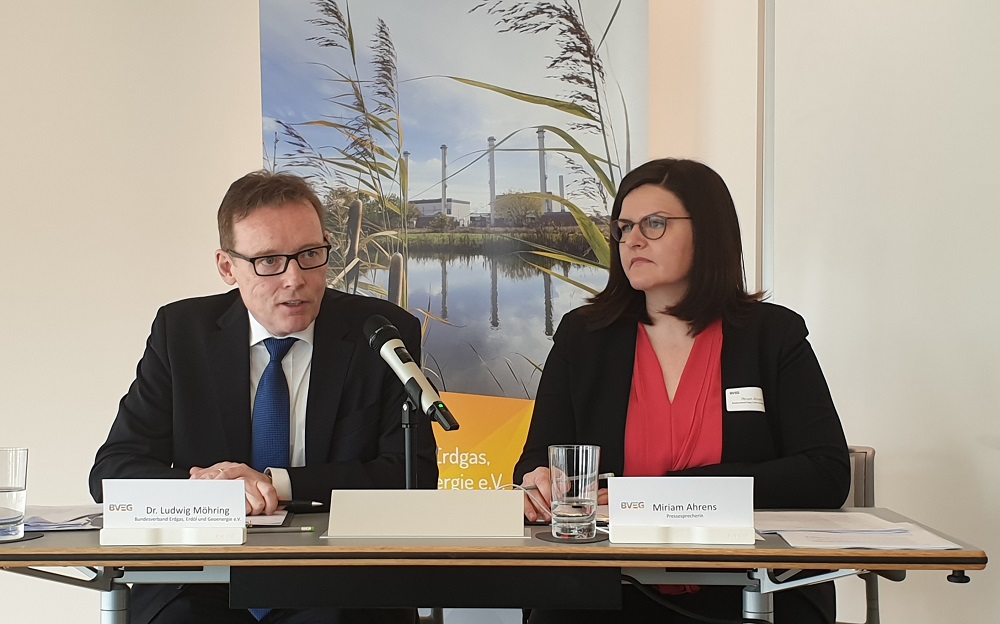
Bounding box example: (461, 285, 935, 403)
(100, 479, 246, 545)
(608, 476, 755, 544)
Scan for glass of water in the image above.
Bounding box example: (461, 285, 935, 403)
(548, 444, 600, 539)
(0, 448, 28, 541)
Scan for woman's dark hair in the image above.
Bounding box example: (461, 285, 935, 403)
(583, 158, 761, 333)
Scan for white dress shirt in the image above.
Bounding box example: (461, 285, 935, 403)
(248, 312, 314, 500)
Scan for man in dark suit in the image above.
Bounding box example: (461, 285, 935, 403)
(90, 170, 436, 624)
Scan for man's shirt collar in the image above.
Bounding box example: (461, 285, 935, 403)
(247, 311, 315, 347)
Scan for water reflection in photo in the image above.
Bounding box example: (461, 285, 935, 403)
(371, 252, 605, 399)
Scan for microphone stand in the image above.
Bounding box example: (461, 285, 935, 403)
(401, 397, 419, 490)
(400, 378, 459, 490)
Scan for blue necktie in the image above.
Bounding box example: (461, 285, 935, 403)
(250, 337, 296, 621)
(252, 337, 297, 473)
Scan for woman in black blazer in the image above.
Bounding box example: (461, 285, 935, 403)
(515, 159, 850, 624)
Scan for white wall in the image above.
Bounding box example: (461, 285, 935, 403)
(0, 1, 262, 619)
(648, 0, 761, 290)
(771, 1, 999, 620)
(651, 1, 998, 621)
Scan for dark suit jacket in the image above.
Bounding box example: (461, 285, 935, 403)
(90, 288, 437, 502)
(90, 288, 436, 623)
(514, 302, 850, 509)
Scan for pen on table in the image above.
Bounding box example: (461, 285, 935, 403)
(248, 526, 316, 534)
(520, 472, 615, 491)
(278, 500, 323, 507)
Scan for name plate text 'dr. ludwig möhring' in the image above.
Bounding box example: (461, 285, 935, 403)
(100, 479, 246, 545)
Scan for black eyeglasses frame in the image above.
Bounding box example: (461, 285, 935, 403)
(226, 244, 333, 277)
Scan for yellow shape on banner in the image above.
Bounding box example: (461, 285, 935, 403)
(431, 392, 534, 490)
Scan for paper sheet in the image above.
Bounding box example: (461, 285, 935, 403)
(777, 523, 960, 549)
(24, 504, 103, 531)
(247, 510, 288, 527)
(754, 511, 908, 533)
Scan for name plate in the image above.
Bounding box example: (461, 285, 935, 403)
(323, 489, 524, 538)
(100, 479, 246, 545)
(608, 477, 754, 544)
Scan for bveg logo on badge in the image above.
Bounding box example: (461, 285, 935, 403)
(108, 504, 133, 512)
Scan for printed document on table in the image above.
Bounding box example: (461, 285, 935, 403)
(25, 504, 103, 531)
(247, 510, 289, 527)
(754, 511, 907, 533)
(777, 523, 960, 549)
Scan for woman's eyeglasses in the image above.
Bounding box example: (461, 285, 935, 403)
(610, 214, 691, 243)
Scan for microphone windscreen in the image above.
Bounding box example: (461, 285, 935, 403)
(363, 315, 401, 351)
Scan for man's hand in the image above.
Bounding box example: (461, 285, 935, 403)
(189, 462, 279, 516)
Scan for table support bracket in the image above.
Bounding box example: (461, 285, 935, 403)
(753, 567, 864, 594)
(741, 568, 864, 623)
(4, 565, 123, 592)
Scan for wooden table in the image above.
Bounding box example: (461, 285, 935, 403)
(0, 509, 987, 623)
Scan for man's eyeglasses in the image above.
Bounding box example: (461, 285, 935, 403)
(227, 245, 332, 277)
(610, 213, 691, 243)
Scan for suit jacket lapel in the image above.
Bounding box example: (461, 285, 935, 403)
(304, 290, 356, 465)
(207, 294, 252, 463)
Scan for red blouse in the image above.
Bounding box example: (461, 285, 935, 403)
(624, 320, 724, 477)
(624, 320, 724, 595)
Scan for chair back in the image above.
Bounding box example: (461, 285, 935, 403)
(845, 445, 876, 508)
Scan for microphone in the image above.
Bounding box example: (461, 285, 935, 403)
(363, 315, 460, 431)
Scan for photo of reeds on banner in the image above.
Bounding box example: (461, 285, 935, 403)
(260, 0, 649, 487)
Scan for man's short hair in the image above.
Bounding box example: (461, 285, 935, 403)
(217, 170, 325, 250)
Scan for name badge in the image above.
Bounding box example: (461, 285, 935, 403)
(726, 386, 765, 412)
(608, 477, 754, 544)
(101, 479, 246, 545)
